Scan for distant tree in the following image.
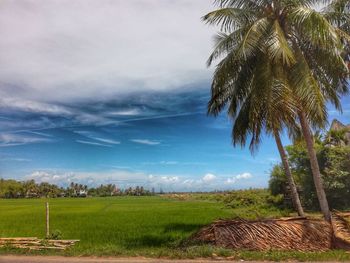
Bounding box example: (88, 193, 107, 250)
(269, 138, 350, 209)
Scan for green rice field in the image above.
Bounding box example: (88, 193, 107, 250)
(0, 196, 232, 256)
(1, 196, 350, 261)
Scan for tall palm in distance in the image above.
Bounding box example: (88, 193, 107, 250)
(203, 0, 349, 221)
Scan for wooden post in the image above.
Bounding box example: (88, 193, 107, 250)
(46, 202, 49, 238)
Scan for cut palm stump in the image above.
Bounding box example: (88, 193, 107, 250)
(0, 238, 79, 250)
(190, 211, 350, 251)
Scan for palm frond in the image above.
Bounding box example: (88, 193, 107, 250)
(202, 8, 256, 32)
(266, 20, 296, 66)
(289, 6, 341, 48)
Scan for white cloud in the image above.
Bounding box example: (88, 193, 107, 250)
(76, 140, 112, 147)
(142, 161, 206, 166)
(0, 0, 214, 102)
(0, 133, 52, 147)
(225, 172, 253, 184)
(93, 137, 120, 145)
(160, 161, 178, 165)
(235, 172, 252, 180)
(131, 139, 160, 145)
(24, 169, 254, 191)
(74, 131, 121, 145)
(72, 113, 114, 126)
(108, 109, 141, 116)
(0, 157, 32, 162)
(0, 98, 72, 115)
(202, 173, 216, 182)
(160, 176, 180, 183)
(148, 174, 179, 184)
(147, 172, 253, 191)
(26, 169, 147, 187)
(0, 97, 119, 128)
(25, 131, 53, 137)
(225, 178, 236, 184)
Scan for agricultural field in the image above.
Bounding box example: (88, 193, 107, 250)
(0, 196, 232, 256)
(0, 194, 350, 261)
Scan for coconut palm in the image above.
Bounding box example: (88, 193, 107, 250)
(203, 0, 349, 221)
(208, 47, 305, 216)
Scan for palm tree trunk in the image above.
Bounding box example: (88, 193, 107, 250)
(298, 111, 331, 222)
(274, 131, 305, 217)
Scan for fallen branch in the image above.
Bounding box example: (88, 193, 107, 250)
(0, 237, 79, 250)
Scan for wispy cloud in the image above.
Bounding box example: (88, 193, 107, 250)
(160, 161, 178, 165)
(108, 109, 141, 116)
(24, 131, 53, 137)
(73, 113, 115, 126)
(93, 137, 120, 145)
(0, 98, 72, 116)
(131, 139, 160, 145)
(121, 112, 201, 123)
(142, 161, 178, 165)
(0, 133, 52, 147)
(0, 88, 209, 133)
(75, 140, 112, 148)
(74, 130, 120, 145)
(0, 157, 32, 162)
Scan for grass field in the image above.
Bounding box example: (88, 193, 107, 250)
(0, 196, 232, 256)
(1, 195, 350, 261)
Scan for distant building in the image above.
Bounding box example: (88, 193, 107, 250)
(77, 189, 87, 197)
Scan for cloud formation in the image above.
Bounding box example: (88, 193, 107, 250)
(0, 98, 72, 116)
(225, 173, 253, 184)
(131, 139, 161, 145)
(202, 173, 216, 182)
(0, 133, 52, 147)
(75, 140, 113, 148)
(24, 169, 254, 191)
(0, 0, 213, 102)
(74, 130, 121, 146)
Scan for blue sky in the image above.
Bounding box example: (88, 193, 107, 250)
(0, 0, 349, 191)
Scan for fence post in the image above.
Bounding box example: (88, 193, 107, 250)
(46, 202, 49, 238)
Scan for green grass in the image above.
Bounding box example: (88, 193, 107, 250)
(0, 196, 350, 261)
(0, 196, 232, 256)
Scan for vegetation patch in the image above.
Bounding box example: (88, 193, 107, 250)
(192, 189, 291, 220)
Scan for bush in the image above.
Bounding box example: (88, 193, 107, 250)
(48, 230, 62, 240)
(193, 189, 290, 220)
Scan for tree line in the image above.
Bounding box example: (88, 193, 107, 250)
(0, 179, 155, 198)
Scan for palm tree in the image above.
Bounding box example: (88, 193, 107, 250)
(208, 49, 305, 216)
(203, 0, 349, 221)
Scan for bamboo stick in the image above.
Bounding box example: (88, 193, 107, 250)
(46, 202, 49, 238)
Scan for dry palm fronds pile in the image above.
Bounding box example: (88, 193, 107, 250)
(191, 212, 350, 252)
(332, 212, 350, 249)
(0, 237, 79, 250)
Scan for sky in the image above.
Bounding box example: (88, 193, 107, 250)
(0, 0, 349, 191)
